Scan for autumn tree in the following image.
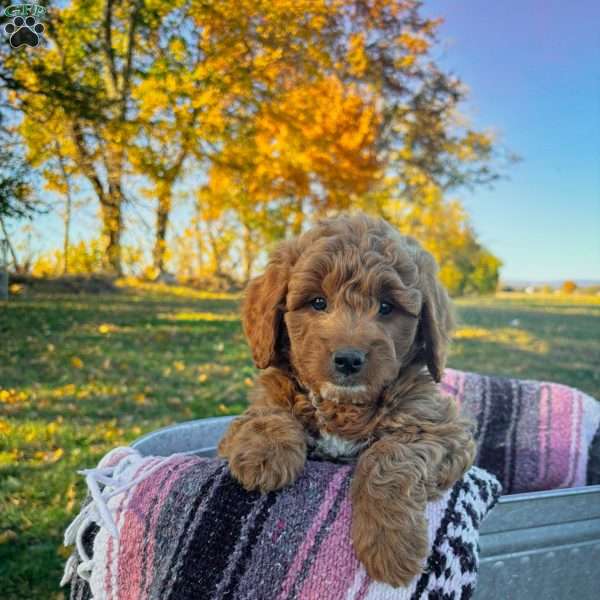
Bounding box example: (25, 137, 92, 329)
(1, 0, 180, 273)
(383, 185, 501, 295)
(195, 1, 501, 280)
(132, 0, 500, 275)
(2, 0, 504, 286)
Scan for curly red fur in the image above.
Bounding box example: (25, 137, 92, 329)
(218, 213, 475, 587)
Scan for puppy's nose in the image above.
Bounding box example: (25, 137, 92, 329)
(332, 349, 366, 376)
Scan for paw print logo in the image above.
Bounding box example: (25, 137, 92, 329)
(4, 15, 44, 48)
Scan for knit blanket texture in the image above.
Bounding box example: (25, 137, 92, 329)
(65, 448, 500, 600)
(442, 369, 600, 493)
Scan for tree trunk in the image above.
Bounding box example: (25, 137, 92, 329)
(0, 215, 19, 271)
(194, 217, 204, 274)
(70, 125, 124, 275)
(242, 224, 255, 284)
(64, 192, 72, 274)
(153, 191, 171, 273)
(101, 192, 122, 275)
(1, 217, 15, 299)
(290, 198, 304, 235)
(56, 145, 73, 274)
(206, 226, 224, 276)
(0, 238, 7, 301)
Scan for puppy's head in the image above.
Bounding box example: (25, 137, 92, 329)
(242, 214, 453, 406)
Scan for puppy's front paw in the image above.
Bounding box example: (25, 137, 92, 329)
(351, 437, 429, 587)
(224, 415, 306, 493)
(228, 436, 306, 493)
(352, 509, 428, 588)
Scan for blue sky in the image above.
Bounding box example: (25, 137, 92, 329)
(424, 0, 600, 281)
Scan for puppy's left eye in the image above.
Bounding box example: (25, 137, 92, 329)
(311, 297, 327, 311)
(379, 301, 393, 316)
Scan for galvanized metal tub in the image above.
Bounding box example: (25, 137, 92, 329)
(133, 417, 600, 600)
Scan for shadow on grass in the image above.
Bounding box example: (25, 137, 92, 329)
(452, 301, 600, 396)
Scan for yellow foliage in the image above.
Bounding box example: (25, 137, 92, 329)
(396, 55, 416, 69)
(347, 32, 368, 76)
(397, 32, 429, 54)
(31, 239, 106, 277)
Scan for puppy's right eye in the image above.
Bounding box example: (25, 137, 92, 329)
(310, 297, 327, 311)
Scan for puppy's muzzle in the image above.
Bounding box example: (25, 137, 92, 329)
(332, 348, 366, 376)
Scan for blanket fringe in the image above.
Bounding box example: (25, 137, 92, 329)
(61, 445, 214, 590)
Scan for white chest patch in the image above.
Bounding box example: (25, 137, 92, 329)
(312, 431, 369, 460)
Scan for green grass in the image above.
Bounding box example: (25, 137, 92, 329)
(1, 285, 599, 599)
(450, 293, 600, 393)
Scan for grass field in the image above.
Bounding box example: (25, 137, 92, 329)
(1, 284, 599, 599)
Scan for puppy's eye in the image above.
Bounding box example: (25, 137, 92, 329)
(379, 301, 393, 316)
(310, 297, 327, 311)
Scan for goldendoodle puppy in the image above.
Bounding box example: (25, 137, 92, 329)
(218, 213, 475, 587)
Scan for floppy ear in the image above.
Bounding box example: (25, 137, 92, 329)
(242, 243, 294, 369)
(418, 251, 455, 382)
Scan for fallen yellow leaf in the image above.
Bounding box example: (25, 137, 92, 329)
(71, 357, 84, 369)
(134, 393, 147, 405)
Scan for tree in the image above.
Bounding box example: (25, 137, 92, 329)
(2, 0, 504, 284)
(0, 116, 36, 222)
(562, 280, 577, 295)
(2, 0, 176, 273)
(0, 145, 35, 221)
(381, 184, 501, 296)
(0, 108, 40, 272)
(197, 0, 501, 246)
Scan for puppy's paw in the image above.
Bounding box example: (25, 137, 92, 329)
(224, 415, 306, 493)
(228, 436, 306, 492)
(352, 512, 428, 588)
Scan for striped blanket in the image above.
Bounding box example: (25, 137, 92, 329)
(64, 369, 600, 598)
(441, 369, 600, 494)
(64, 449, 500, 600)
